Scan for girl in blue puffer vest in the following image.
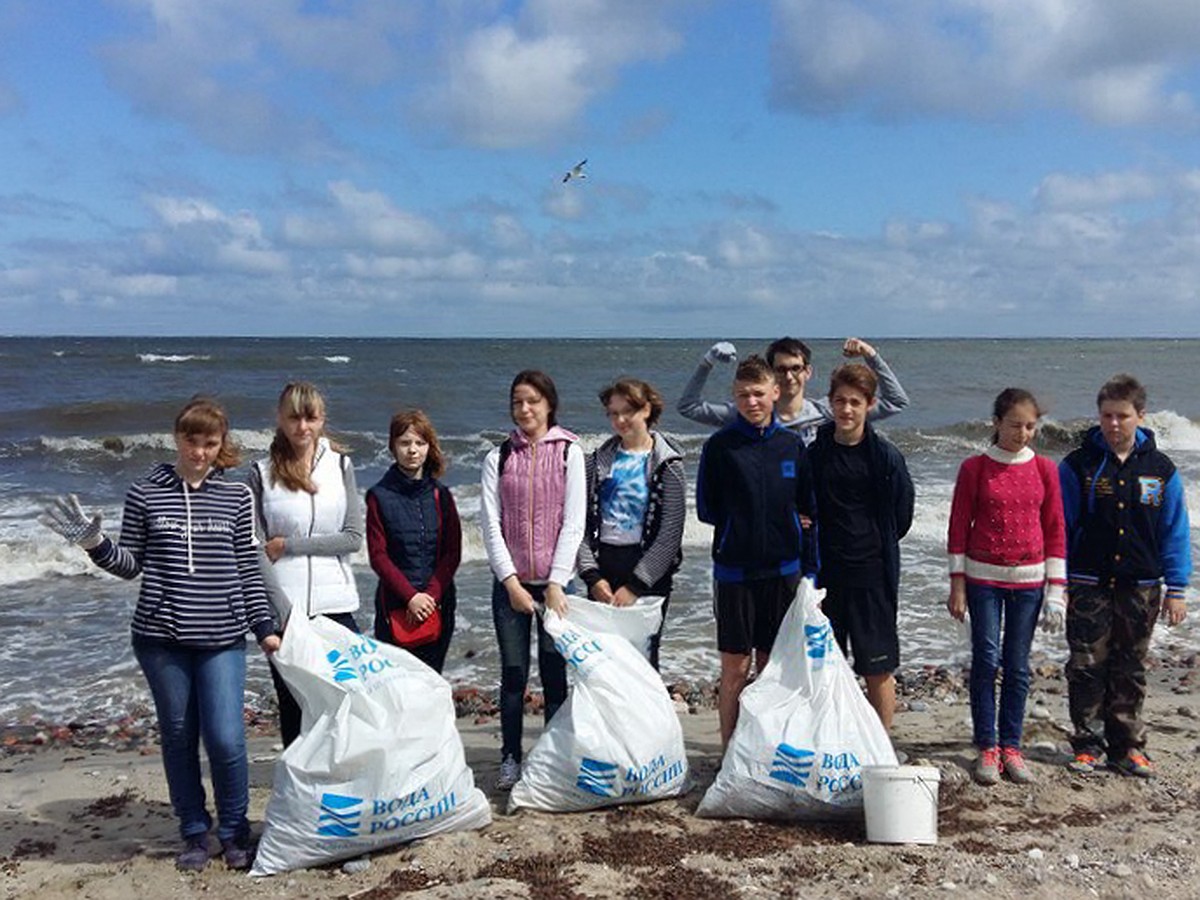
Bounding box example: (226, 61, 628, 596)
(366, 409, 462, 674)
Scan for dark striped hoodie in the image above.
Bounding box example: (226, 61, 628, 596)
(88, 463, 275, 648)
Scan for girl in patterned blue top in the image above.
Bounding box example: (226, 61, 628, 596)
(577, 378, 687, 670)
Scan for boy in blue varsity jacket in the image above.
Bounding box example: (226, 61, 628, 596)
(1059, 374, 1191, 779)
(696, 355, 816, 748)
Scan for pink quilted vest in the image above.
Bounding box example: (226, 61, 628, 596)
(499, 425, 577, 582)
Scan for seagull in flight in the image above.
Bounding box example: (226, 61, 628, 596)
(562, 158, 588, 183)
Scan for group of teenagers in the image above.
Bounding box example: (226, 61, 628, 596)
(43, 336, 1192, 872)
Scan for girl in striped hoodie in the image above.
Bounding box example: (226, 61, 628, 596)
(43, 397, 278, 872)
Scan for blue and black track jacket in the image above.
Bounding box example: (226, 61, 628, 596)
(1059, 426, 1191, 599)
(696, 414, 817, 583)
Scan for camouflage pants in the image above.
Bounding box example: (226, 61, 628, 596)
(1065, 582, 1161, 758)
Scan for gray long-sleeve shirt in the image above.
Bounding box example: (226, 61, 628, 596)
(676, 351, 909, 445)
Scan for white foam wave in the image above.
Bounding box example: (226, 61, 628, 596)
(0, 539, 112, 586)
(137, 353, 212, 363)
(325, 356, 350, 363)
(1146, 410, 1200, 454)
(35, 428, 275, 457)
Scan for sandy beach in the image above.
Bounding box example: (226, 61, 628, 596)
(3, 655, 1199, 900)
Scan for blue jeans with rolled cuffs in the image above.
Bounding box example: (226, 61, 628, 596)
(133, 639, 250, 843)
(966, 583, 1044, 750)
(491, 580, 567, 763)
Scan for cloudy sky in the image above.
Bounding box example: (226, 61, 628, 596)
(3, 0, 1200, 337)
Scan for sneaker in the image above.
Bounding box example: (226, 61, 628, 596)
(496, 755, 522, 791)
(972, 747, 1001, 785)
(1109, 751, 1155, 779)
(1001, 747, 1036, 784)
(1066, 752, 1101, 774)
(221, 837, 254, 871)
(175, 836, 209, 872)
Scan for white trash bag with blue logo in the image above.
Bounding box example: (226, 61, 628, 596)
(250, 614, 491, 876)
(696, 578, 897, 821)
(508, 601, 689, 813)
(560, 594, 665, 659)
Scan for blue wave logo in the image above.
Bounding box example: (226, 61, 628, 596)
(576, 757, 619, 797)
(768, 744, 815, 787)
(317, 792, 362, 837)
(804, 622, 832, 659)
(326, 648, 358, 682)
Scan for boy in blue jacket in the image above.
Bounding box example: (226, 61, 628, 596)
(696, 355, 816, 748)
(1059, 374, 1191, 778)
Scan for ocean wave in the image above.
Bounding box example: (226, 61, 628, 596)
(137, 353, 212, 363)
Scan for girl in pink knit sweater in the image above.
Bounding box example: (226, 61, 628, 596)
(947, 388, 1067, 786)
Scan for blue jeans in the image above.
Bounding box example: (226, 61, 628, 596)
(133, 639, 250, 843)
(491, 580, 567, 762)
(967, 583, 1043, 749)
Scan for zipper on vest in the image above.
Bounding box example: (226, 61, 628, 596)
(527, 441, 536, 582)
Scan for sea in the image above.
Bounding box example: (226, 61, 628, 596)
(3, 336, 1199, 729)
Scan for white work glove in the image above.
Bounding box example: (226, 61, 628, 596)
(1040, 593, 1065, 634)
(41, 494, 104, 549)
(704, 341, 737, 366)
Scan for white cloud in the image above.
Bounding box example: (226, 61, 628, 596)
(10, 162, 1200, 337)
(768, 0, 1200, 127)
(344, 250, 483, 281)
(1035, 171, 1163, 211)
(99, 0, 416, 156)
(140, 193, 289, 278)
(542, 185, 588, 221)
(709, 223, 779, 268)
(421, 0, 686, 147)
(283, 181, 446, 254)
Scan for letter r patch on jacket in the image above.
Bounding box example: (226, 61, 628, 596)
(780, 460, 796, 479)
(1139, 476, 1164, 507)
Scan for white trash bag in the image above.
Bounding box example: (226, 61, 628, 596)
(697, 578, 898, 820)
(250, 614, 491, 876)
(562, 595, 665, 658)
(508, 601, 689, 813)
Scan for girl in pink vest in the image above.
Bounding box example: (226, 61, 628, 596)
(480, 370, 586, 791)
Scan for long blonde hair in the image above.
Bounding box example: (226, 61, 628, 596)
(269, 382, 346, 493)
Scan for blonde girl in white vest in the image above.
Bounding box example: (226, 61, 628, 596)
(250, 382, 363, 746)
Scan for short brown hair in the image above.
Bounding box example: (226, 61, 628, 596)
(389, 409, 446, 479)
(598, 378, 665, 427)
(174, 396, 240, 469)
(828, 364, 878, 401)
(1097, 373, 1146, 413)
(734, 355, 774, 385)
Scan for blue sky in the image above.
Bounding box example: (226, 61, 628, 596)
(2, 0, 1200, 337)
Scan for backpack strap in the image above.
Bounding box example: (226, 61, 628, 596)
(497, 438, 514, 477)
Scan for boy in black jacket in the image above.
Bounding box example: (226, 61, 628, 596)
(808, 364, 914, 734)
(696, 355, 816, 748)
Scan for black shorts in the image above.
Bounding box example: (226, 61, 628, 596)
(822, 580, 898, 676)
(714, 574, 800, 655)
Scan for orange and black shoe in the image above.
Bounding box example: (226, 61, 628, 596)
(1066, 752, 1102, 774)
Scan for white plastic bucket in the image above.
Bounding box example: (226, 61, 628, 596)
(862, 765, 940, 844)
